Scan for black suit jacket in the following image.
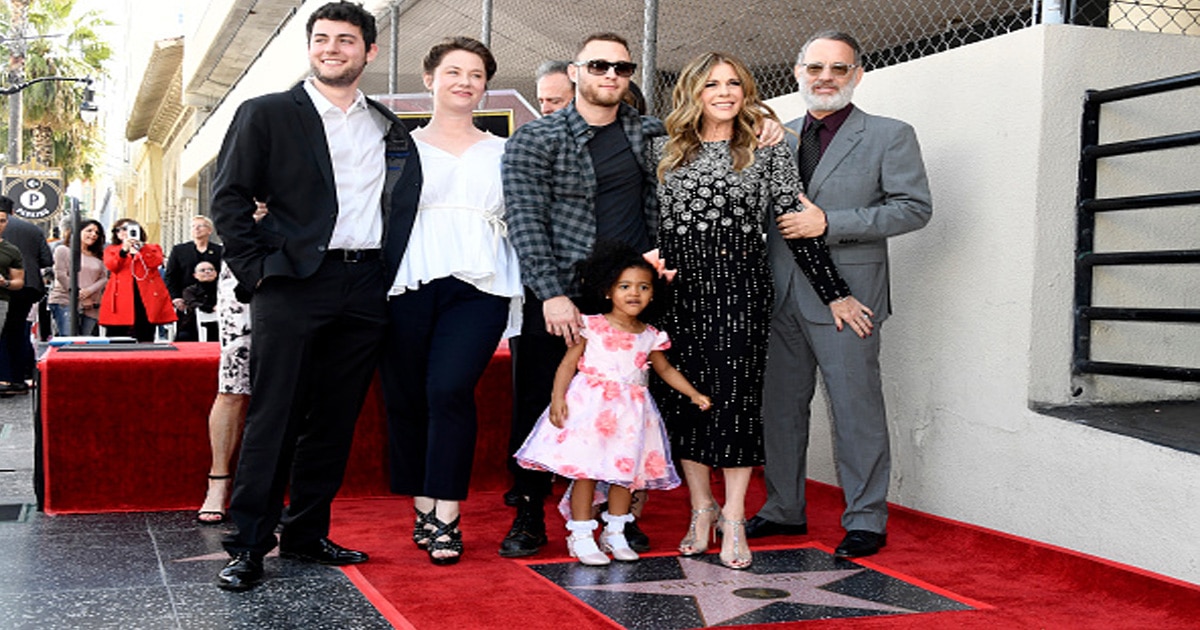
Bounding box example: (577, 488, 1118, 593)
(210, 82, 421, 296)
(3, 216, 53, 297)
(164, 241, 223, 300)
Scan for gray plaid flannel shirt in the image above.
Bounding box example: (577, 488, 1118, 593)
(503, 101, 665, 301)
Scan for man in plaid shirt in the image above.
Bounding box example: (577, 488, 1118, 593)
(501, 33, 782, 558)
(501, 32, 663, 557)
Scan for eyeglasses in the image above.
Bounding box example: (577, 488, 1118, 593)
(574, 59, 637, 78)
(798, 62, 859, 77)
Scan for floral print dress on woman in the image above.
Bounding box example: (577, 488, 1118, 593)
(516, 314, 681, 492)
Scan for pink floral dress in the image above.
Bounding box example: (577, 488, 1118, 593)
(515, 314, 681, 492)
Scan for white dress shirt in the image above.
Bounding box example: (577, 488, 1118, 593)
(303, 78, 387, 250)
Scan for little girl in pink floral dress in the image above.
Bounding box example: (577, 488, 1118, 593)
(516, 242, 711, 566)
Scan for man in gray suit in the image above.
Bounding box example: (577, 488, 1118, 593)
(747, 31, 932, 558)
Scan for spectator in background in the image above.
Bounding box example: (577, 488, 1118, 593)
(0, 202, 24, 319)
(180, 261, 219, 341)
(99, 219, 176, 341)
(0, 197, 44, 395)
(48, 219, 107, 336)
(165, 216, 222, 341)
(535, 60, 573, 115)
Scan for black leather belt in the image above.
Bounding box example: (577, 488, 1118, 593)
(326, 248, 381, 263)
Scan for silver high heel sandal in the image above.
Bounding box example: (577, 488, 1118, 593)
(678, 502, 720, 556)
(566, 519, 610, 566)
(718, 514, 752, 570)
(599, 511, 639, 562)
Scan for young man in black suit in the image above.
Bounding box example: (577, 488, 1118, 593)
(210, 0, 421, 591)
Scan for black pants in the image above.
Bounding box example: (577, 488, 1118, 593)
(506, 288, 575, 501)
(224, 256, 388, 556)
(105, 285, 156, 342)
(381, 277, 508, 500)
(0, 289, 38, 382)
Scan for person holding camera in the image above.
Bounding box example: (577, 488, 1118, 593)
(99, 218, 176, 341)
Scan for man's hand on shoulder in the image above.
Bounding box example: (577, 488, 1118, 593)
(756, 118, 786, 147)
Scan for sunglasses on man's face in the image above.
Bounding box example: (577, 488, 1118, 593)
(575, 59, 638, 78)
(798, 62, 859, 77)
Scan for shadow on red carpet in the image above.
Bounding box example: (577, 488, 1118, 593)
(328, 480, 1200, 629)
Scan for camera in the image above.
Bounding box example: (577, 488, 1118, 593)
(125, 224, 141, 242)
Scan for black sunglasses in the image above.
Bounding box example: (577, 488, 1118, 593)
(574, 59, 638, 78)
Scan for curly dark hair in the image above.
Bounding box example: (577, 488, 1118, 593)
(574, 240, 665, 311)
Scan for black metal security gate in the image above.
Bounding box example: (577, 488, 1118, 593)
(1074, 70, 1200, 382)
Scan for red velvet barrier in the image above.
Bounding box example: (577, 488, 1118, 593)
(38, 341, 513, 514)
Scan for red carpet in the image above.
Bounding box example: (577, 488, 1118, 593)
(328, 479, 1200, 629)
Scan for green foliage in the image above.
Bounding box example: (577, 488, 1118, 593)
(1, 0, 111, 180)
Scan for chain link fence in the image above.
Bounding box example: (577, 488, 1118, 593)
(360, 1, 1197, 119)
(1074, 0, 1200, 33)
(470, 0, 1039, 117)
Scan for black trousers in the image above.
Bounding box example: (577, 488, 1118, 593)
(0, 289, 38, 382)
(224, 256, 388, 556)
(381, 277, 508, 500)
(506, 287, 575, 501)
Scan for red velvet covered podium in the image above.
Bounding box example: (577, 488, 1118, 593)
(37, 341, 514, 514)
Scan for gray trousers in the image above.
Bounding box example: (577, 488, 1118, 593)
(758, 299, 890, 533)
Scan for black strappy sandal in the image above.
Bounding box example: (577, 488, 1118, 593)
(426, 514, 463, 566)
(196, 474, 232, 524)
(413, 505, 435, 549)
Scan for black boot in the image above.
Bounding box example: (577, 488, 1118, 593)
(499, 496, 547, 558)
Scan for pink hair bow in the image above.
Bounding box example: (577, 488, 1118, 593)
(642, 249, 677, 283)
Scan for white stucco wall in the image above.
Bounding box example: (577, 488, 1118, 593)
(769, 25, 1200, 584)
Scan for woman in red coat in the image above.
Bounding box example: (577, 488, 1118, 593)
(100, 219, 176, 341)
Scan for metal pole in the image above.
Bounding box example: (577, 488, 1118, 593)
(480, 0, 493, 47)
(5, 0, 29, 166)
(641, 0, 659, 115)
(388, 1, 400, 93)
(1041, 0, 1064, 24)
(67, 198, 80, 336)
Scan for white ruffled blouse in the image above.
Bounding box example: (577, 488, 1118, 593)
(390, 135, 523, 337)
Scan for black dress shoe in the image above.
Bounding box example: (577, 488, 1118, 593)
(499, 501, 547, 558)
(279, 537, 369, 565)
(217, 552, 264, 591)
(744, 515, 808, 538)
(624, 520, 651, 553)
(834, 530, 887, 558)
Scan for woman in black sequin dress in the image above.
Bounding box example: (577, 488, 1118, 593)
(650, 52, 868, 569)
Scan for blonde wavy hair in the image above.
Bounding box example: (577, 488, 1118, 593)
(658, 52, 778, 182)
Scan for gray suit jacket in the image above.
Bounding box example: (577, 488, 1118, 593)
(769, 106, 933, 324)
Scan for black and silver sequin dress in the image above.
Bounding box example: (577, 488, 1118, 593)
(651, 138, 848, 467)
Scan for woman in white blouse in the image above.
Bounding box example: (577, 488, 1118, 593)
(382, 37, 522, 566)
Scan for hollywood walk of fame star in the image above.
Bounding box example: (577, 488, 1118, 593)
(568, 556, 912, 627)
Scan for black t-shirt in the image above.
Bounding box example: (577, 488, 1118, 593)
(588, 121, 651, 253)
